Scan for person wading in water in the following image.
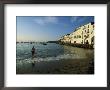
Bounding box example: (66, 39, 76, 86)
(31, 46, 35, 58)
(31, 46, 36, 67)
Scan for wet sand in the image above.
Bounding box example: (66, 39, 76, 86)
(16, 58, 94, 74)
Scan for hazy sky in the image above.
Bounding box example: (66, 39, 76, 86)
(17, 16, 94, 42)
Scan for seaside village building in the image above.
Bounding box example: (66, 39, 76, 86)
(59, 22, 94, 48)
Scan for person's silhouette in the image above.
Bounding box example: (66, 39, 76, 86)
(31, 46, 35, 58)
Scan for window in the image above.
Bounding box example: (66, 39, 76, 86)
(87, 34, 89, 38)
(91, 36, 94, 44)
(79, 35, 81, 38)
(82, 40, 83, 44)
(87, 29, 89, 33)
(91, 31, 93, 34)
(86, 40, 89, 44)
(74, 41, 76, 43)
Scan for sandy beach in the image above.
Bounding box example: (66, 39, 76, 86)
(16, 57, 94, 74)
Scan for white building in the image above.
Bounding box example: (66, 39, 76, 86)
(59, 22, 94, 48)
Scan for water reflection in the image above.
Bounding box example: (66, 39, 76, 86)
(62, 45, 94, 59)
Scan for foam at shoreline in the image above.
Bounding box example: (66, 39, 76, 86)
(16, 53, 89, 65)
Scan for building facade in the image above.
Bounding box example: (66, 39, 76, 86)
(59, 22, 94, 48)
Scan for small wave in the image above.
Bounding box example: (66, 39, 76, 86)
(16, 54, 87, 65)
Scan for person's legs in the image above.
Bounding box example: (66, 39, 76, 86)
(32, 52, 34, 57)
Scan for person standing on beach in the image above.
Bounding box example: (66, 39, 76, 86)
(31, 46, 35, 58)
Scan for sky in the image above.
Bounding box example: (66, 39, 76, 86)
(17, 16, 94, 42)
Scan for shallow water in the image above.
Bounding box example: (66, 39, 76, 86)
(16, 43, 94, 65)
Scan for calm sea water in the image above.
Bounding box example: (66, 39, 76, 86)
(16, 43, 94, 64)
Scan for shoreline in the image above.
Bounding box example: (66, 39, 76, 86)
(16, 58, 94, 74)
(58, 42, 94, 49)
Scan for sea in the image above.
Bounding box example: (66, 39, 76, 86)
(16, 42, 94, 65)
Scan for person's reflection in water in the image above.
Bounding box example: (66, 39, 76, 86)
(32, 61, 35, 67)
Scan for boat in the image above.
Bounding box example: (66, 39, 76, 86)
(43, 43, 47, 45)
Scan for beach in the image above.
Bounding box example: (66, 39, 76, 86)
(16, 43, 94, 74)
(16, 57, 94, 74)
